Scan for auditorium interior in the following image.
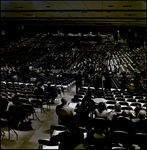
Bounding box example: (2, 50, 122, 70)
(1, 0, 147, 149)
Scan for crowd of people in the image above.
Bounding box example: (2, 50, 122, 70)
(39, 94, 146, 149)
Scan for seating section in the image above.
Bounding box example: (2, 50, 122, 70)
(1, 32, 147, 148)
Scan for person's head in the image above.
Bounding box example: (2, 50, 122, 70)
(61, 98, 67, 105)
(98, 102, 106, 113)
(115, 103, 121, 112)
(139, 110, 146, 119)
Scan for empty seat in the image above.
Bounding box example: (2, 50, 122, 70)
(119, 102, 129, 106)
(126, 98, 136, 102)
(105, 97, 115, 100)
(116, 98, 125, 102)
(106, 101, 116, 105)
(124, 95, 133, 99)
(135, 96, 144, 99)
(121, 106, 133, 110)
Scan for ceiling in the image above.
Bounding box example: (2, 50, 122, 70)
(1, 0, 146, 28)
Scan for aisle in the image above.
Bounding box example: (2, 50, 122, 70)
(1, 85, 76, 149)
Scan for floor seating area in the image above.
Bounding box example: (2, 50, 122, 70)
(1, 32, 147, 149)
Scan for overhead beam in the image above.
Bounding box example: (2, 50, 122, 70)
(1, 9, 146, 12)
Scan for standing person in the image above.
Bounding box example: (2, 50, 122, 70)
(75, 71, 82, 93)
(44, 82, 57, 103)
(104, 72, 111, 89)
(139, 76, 144, 93)
(134, 73, 140, 92)
(121, 72, 127, 92)
(94, 74, 101, 92)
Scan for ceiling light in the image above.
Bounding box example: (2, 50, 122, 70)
(123, 5, 132, 7)
(124, 14, 136, 16)
(81, 11, 88, 13)
(15, 6, 24, 8)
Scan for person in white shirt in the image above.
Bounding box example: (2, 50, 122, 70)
(93, 102, 113, 121)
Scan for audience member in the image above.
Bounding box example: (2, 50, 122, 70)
(112, 103, 122, 119)
(6, 94, 26, 128)
(93, 102, 113, 121)
(132, 109, 147, 123)
(131, 104, 142, 119)
(0, 95, 9, 119)
(56, 98, 74, 127)
(122, 110, 132, 120)
(86, 123, 111, 149)
(40, 123, 86, 149)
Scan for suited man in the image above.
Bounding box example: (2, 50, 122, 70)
(75, 71, 82, 93)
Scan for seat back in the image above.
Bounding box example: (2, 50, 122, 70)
(91, 117, 108, 132)
(111, 131, 130, 147)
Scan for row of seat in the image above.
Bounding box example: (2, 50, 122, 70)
(72, 86, 147, 111)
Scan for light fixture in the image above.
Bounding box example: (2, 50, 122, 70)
(15, 6, 24, 8)
(123, 5, 132, 7)
(45, 6, 50, 8)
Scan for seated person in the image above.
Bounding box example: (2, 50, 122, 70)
(128, 83, 136, 92)
(86, 123, 111, 149)
(131, 104, 142, 119)
(93, 102, 113, 121)
(121, 110, 132, 120)
(6, 94, 26, 128)
(39, 123, 86, 150)
(6, 94, 22, 111)
(111, 110, 133, 134)
(132, 109, 147, 123)
(132, 110, 147, 149)
(0, 95, 9, 119)
(56, 98, 74, 126)
(112, 103, 122, 119)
